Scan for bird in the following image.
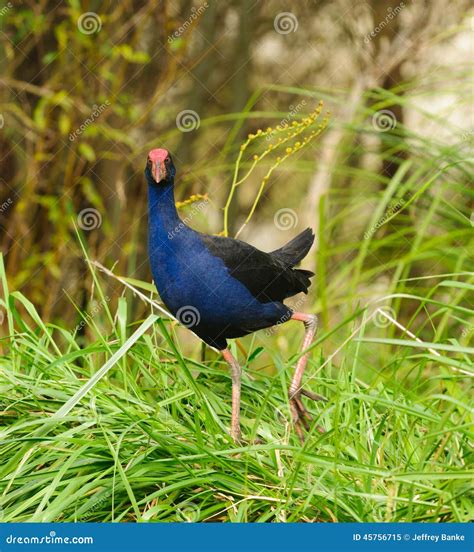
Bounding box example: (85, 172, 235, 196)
(145, 148, 324, 443)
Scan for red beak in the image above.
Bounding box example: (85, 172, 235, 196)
(151, 160, 166, 183)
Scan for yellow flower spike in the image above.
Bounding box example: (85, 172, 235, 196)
(176, 193, 209, 209)
(224, 99, 330, 237)
(225, 99, 330, 234)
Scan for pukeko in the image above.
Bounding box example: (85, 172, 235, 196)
(146, 148, 324, 442)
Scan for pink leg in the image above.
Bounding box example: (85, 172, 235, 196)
(289, 312, 325, 442)
(222, 348, 242, 443)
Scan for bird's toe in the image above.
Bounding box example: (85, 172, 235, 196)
(289, 390, 326, 442)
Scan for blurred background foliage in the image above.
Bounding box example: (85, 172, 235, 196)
(0, 0, 472, 341)
(0, 0, 472, 523)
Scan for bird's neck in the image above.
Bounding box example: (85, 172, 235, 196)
(147, 181, 181, 234)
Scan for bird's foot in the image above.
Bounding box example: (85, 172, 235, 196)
(230, 433, 264, 446)
(230, 428, 242, 444)
(289, 388, 326, 443)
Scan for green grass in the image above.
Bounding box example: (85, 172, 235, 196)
(0, 75, 472, 522)
(0, 251, 472, 522)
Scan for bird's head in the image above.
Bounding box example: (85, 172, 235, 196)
(146, 148, 175, 185)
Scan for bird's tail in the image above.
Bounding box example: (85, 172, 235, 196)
(270, 227, 315, 267)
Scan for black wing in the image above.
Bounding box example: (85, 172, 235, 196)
(199, 228, 314, 303)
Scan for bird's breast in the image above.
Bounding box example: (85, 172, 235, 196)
(148, 231, 262, 323)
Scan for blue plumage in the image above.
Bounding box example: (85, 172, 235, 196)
(147, 173, 291, 350)
(145, 148, 322, 443)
